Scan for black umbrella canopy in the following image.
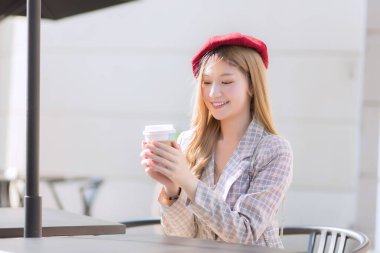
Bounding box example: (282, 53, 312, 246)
(0, 0, 135, 20)
(0, 0, 137, 238)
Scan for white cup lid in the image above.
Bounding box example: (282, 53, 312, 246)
(143, 124, 176, 135)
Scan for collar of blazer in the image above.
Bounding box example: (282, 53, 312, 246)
(214, 119, 266, 200)
(234, 119, 266, 160)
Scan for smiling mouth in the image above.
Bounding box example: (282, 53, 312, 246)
(211, 101, 230, 109)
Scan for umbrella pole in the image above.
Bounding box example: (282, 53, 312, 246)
(24, 0, 42, 238)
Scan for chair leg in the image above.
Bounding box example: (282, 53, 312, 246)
(79, 178, 103, 216)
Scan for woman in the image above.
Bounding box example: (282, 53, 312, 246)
(141, 33, 293, 248)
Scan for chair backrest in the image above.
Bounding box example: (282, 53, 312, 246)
(282, 226, 370, 253)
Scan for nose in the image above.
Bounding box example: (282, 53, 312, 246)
(209, 82, 222, 98)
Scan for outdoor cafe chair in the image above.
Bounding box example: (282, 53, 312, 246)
(120, 218, 370, 253)
(282, 226, 370, 253)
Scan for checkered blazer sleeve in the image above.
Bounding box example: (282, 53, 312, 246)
(160, 131, 197, 237)
(187, 135, 293, 244)
(160, 190, 197, 237)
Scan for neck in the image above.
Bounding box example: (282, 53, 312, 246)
(219, 112, 252, 143)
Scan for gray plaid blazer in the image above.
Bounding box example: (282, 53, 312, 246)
(160, 119, 293, 248)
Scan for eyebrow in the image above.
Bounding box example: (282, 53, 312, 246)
(202, 73, 235, 77)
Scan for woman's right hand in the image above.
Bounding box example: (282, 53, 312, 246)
(141, 141, 179, 195)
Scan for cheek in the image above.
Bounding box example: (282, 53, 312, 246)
(223, 86, 241, 99)
(241, 92, 251, 106)
(229, 88, 250, 105)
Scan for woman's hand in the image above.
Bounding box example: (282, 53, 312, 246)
(142, 141, 199, 201)
(141, 141, 178, 194)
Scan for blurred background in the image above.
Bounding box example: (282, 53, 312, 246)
(0, 0, 379, 250)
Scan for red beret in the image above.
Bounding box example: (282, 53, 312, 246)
(191, 33, 269, 77)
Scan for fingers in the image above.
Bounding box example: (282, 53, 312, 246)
(141, 140, 147, 150)
(145, 152, 173, 169)
(140, 140, 181, 176)
(171, 141, 181, 150)
(152, 141, 176, 152)
(149, 162, 171, 178)
(145, 144, 176, 162)
(141, 148, 175, 176)
(141, 156, 163, 167)
(140, 159, 150, 168)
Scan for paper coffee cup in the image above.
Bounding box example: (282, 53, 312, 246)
(143, 124, 176, 145)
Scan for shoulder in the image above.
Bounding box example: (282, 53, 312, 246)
(258, 134, 292, 155)
(177, 129, 194, 151)
(254, 134, 293, 166)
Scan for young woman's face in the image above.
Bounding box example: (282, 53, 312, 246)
(201, 57, 251, 122)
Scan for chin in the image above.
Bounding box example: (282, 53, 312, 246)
(211, 114, 227, 121)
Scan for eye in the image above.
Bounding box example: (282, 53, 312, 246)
(202, 80, 212, 86)
(221, 81, 233, 85)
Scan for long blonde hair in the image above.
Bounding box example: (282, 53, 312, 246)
(186, 46, 277, 178)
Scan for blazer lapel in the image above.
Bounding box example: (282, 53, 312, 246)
(213, 119, 266, 201)
(201, 155, 215, 187)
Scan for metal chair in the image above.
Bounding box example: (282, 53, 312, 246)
(40, 176, 104, 216)
(79, 177, 103, 216)
(0, 179, 11, 207)
(120, 218, 370, 253)
(282, 226, 370, 253)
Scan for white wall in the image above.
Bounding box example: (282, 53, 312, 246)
(356, 0, 380, 248)
(0, 18, 27, 182)
(0, 18, 13, 172)
(0, 0, 369, 229)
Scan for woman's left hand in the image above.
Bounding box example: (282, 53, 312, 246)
(144, 141, 199, 201)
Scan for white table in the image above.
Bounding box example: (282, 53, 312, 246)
(0, 208, 125, 238)
(0, 234, 298, 253)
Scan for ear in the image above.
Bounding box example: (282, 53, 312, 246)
(247, 88, 253, 97)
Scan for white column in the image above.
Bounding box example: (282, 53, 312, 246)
(356, 0, 380, 248)
(377, 120, 380, 248)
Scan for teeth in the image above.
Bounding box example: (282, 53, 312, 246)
(212, 102, 228, 107)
